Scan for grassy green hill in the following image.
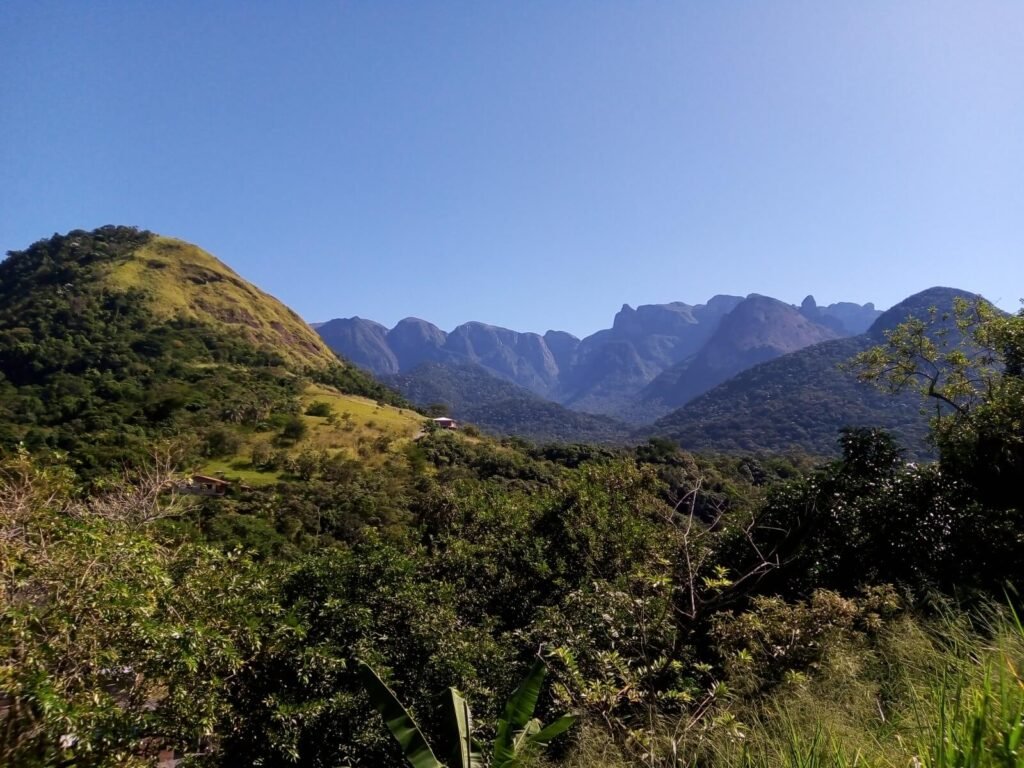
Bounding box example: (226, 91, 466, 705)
(101, 234, 341, 369)
(200, 384, 425, 485)
(0, 226, 409, 476)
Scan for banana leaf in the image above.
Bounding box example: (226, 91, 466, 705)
(492, 659, 547, 766)
(438, 687, 485, 768)
(357, 661, 445, 768)
(528, 714, 577, 745)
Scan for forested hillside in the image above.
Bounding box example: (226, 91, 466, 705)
(651, 288, 989, 457)
(0, 227, 407, 475)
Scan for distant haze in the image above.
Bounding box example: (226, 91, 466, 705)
(2, 2, 1022, 336)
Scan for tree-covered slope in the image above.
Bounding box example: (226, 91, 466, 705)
(0, 226, 406, 474)
(648, 336, 931, 456)
(385, 361, 632, 444)
(648, 287, 988, 457)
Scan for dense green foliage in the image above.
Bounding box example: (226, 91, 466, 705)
(854, 296, 1024, 515)
(0, 449, 280, 766)
(358, 658, 576, 768)
(4, 393, 1021, 767)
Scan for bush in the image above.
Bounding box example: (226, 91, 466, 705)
(203, 428, 242, 458)
(305, 401, 332, 417)
(250, 444, 271, 469)
(281, 416, 308, 443)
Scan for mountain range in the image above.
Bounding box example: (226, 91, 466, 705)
(650, 287, 985, 458)
(317, 286, 997, 457)
(316, 294, 882, 425)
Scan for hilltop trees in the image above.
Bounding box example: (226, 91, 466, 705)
(854, 298, 1024, 514)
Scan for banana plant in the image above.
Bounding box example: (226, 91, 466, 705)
(491, 659, 577, 768)
(357, 659, 576, 768)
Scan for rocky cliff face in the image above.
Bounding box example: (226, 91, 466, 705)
(386, 317, 448, 369)
(797, 295, 882, 336)
(316, 318, 398, 374)
(542, 330, 581, 371)
(557, 296, 744, 411)
(444, 322, 561, 396)
(640, 295, 843, 414)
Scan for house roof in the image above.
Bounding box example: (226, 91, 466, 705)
(431, 417, 456, 423)
(191, 474, 230, 486)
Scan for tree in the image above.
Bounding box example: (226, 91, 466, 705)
(0, 449, 276, 766)
(281, 415, 308, 443)
(305, 401, 333, 417)
(853, 299, 1024, 513)
(852, 297, 1015, 418)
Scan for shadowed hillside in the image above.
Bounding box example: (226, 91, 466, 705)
(649, 287, 988, 457)
(385, 362, 631, 444)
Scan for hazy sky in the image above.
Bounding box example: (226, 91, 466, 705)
(3, 2, 1022, 337)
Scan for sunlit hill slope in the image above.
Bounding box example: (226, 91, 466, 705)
(0, 226, 414, 477)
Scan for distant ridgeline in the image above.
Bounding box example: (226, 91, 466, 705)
(649, 287, 989, 459)
(0, 226, 407, 475)
(319, 287, 999, 457)
(383, 361, 632, 445)
(316, 295, 882, 428)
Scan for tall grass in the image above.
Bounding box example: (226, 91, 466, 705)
(559, 602, 1024, 767)
(921, 604, 1024, 768)
(726, 602, 1024, 768)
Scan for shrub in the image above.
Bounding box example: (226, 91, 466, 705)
(203, 428, 242, 458)
(281, 416, 308, 443)
(305, 401, 332, 417)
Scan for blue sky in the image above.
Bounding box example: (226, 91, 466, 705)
(2, 2, 1022, 337)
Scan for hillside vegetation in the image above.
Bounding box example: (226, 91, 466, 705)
(0, 226, 406, 475)
(651, 288, 989, 457)
(200, 384, 425, 485)
(103, 235, 339, 369)
(650, 336, 932, 456)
